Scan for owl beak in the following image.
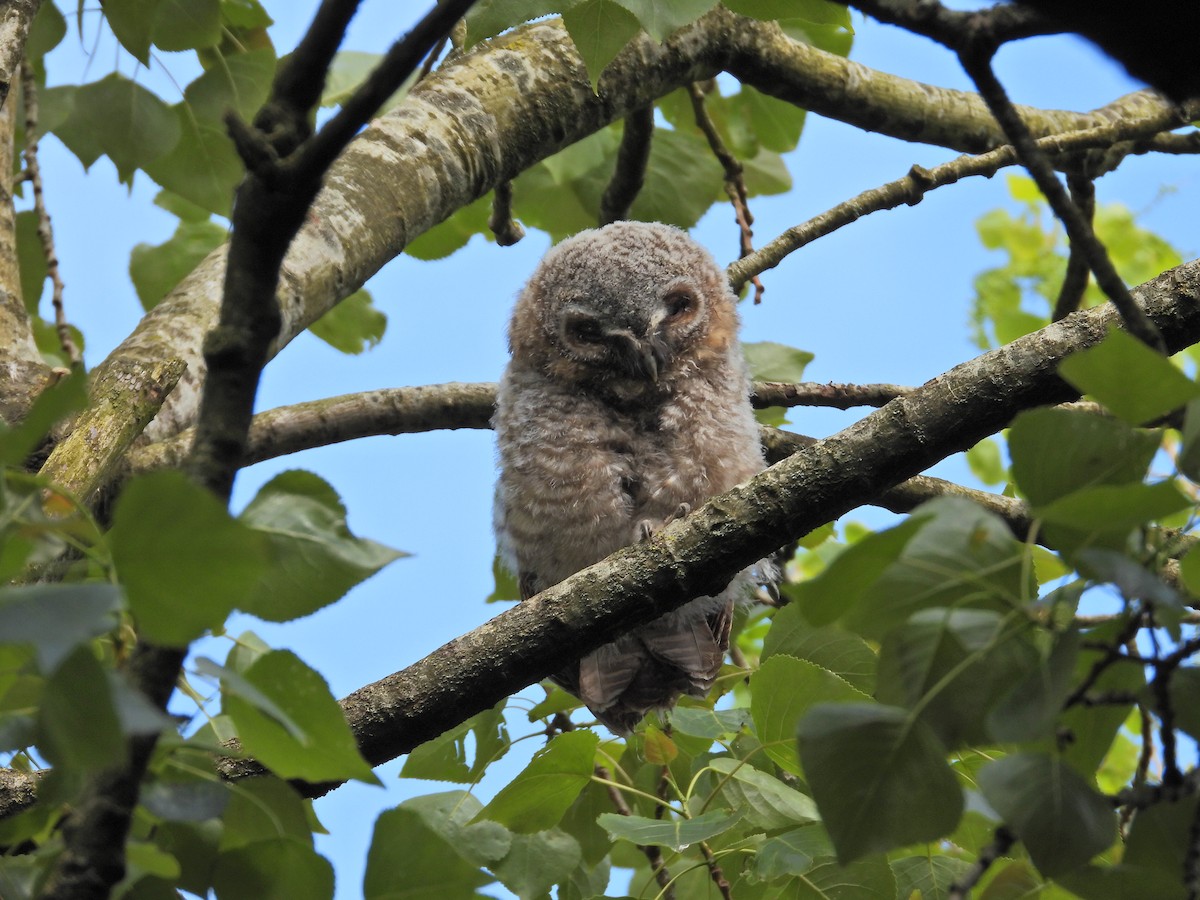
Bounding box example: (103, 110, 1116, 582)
(639, 343, 661, 383)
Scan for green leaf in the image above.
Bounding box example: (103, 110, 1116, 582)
(476, 730, 598, 832)
(141, 775, 230, 822)
(490, 829, 582, 899)
(709, 757, 819, 830)
(219, 776, 313, 850)
(976, 753, 1116, 877)
(130, 218, 227, 310)
(891, 855, 973, 900)
(737, 85, 806, 153)
(0, 585, 121, 672)
(562, 0, 641, 89)
(966, 436, 1005, 486)
(1035, 480, 1191, 535)
(110, 471, 267, 646)
(405, 194, 493, 261)
(221, 0, 272, 29)
(750, 655, 869, 775)
(752, 826, 833, 879)
(797, 703, 963, 863)
(26, 1, 67, 61)
(1122, 794, 1199, 887)
(1166, 668, 1200, 741)
(44, 85, 104, 169)
(1059, 327, 1200, 425)
(875, 608, 1036, 748)
(627, 128, 726, 227)
(723, 0, 852, 28)
(790, 516, 926, 626)
(184, 47, 277, 123)
(319, 51, 408, 110)
(761, 604, 876, 694)
(401, 702, 510, 784)
(152, 0, 221, 51)
(743, 341, 814, 382)
(611, 0, 718, 41)
(987, 629, 1079, 742)
(597, 807, 740, 851)
(365, 806, 495, 899)
(402, 792, 512, 867)
(667, 706, 750, 740)
(15, 211, 47, 314)
(307, 290, 388, 355)
(35, 646, 124, 771)
(75, 74, 181, 183)
(464, 0, 563, 46)
(144, 105, 244, 216)
(0, 370, 87, 466)
(211, 837, 334, 900)
(103, 0, 162, 64)
(238, 470, 404, 621)
(1179, 398, 1200, 482)
(1008, 406, 1160, 506)
(843, 498, 1030, 639)
(222, 649, 379, 785)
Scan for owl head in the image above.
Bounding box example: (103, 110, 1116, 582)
(509, 222, 739, 391)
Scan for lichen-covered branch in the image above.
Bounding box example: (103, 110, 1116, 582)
(37, 357, 186, 504)
(228, 257, 1200, 793)
(0, 0, 41, 110)
(83, 8, 1167, 459)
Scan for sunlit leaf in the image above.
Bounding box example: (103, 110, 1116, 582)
(476, 730, 598, 832)
(222, 650, 379, 785)
(598, 807, 740, 851)
(709, 757, 819, 830)
(750, 655, 868, 775)
(307, 290, 388, 356)
(561, 0, 641, 88)
(110, 471, 267, 646)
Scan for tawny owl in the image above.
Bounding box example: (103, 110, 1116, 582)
(493, 221, 773, 734)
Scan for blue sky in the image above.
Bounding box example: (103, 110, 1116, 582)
(29, 2, 1200, 895)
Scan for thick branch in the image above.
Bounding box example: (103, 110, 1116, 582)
(36, 357, 186, 503)
(224, 257, 1200, 792)
(0, 0, 40, 110)
(85, 9, 1169, 455)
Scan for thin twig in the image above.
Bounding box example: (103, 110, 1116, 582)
(729, 110, 1186, 291)
(957, 44, 1167, 351)
(1052, 173, 1095, 320)
(948, 826, 1016, 900)
(751, 381, 914, 409)
(488, 180, 524, 246)
(597, 764, 675, 900)
(20, 60, 78, 367)
(699, 842, 733, 900)
(600, 105, 653, 225)
(687, 82, 764, 302)
(415, 35, 447, 82)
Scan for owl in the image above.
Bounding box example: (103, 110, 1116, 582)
(493, 221, 773, 734)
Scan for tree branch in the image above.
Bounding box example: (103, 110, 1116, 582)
(81, 9, 1169, 457)
(0, 0, 41, 110)
(729, 107, 1184, 290)
(599, 105, 653, 226)
(214, 257, 1200, 796)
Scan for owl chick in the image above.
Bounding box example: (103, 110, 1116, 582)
(493, 221, 772, 734)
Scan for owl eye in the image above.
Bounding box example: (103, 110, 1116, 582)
(664, 291, 694, 321)
(567, 316, 605, 345)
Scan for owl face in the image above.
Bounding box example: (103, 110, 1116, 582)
(510, 222, 738, 389)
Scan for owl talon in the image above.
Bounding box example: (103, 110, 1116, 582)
(666, 502, 691, 525)
(635, 520, 656, 543)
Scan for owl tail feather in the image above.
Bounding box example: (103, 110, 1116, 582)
(575, 600, 734, 735)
